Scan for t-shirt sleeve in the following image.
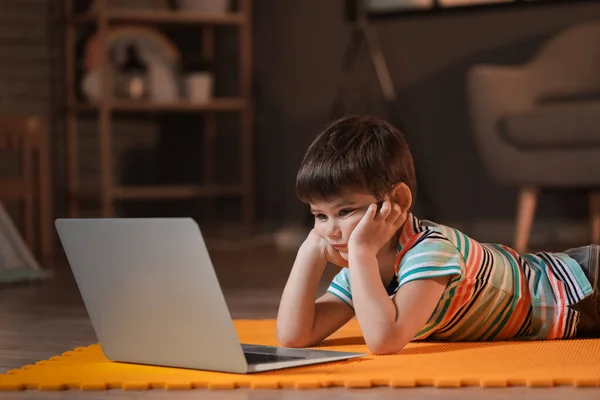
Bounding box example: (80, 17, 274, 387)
(397, 233, 464, 288)
(326, 267, 354, 309)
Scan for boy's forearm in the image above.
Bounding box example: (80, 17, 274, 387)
(348, 249, 405, 354)
(276, 244, 326, 346)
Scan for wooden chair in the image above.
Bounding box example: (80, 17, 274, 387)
(0, 116, 53, 263)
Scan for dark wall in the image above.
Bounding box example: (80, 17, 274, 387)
(252, 1, 600, 227)
(3, 0, 600, 232)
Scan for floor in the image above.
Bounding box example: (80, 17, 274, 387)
(1, 242, 599, 399)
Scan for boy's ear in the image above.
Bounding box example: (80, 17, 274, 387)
(389, 183, 412, 213)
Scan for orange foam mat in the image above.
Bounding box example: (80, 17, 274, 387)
(1, 319, 599, 390)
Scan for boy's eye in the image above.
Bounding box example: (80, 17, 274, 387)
(314, 214, 327, 221)
(339, 209, 354, 217)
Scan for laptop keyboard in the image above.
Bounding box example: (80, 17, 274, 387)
(244, 352, 303, 365)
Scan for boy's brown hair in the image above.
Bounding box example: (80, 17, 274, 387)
(296, 115, 417, 207)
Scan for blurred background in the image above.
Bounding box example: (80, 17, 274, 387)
(2, 0, 600, 281)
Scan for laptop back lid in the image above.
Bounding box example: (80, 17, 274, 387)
(55, 218, 248, 373)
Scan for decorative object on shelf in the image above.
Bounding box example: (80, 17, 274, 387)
(114, 43, 149, 100)
(81, 26, 181, 103)
(176, 0, 229, 13)
(183, 57, 213, 103)
(148, 54, 179, 103)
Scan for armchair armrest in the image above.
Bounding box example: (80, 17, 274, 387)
(467, 64, 538, 146)
(466, 64, 538, 183)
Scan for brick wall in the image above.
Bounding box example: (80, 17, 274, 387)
(0, 1, 50, 115)
(0, 0, 52, 223)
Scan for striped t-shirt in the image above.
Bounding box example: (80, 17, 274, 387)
(327, 214, 593, 340)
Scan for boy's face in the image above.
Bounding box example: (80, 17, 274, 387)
(309, 190, 380, 261)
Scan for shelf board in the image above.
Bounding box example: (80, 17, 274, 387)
(71, 10, 246, 25)
(112, 185, 244, 200)
(72, 98, 247, 113)
(71, 185, 244, 201)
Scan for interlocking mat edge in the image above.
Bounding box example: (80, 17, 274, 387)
(1, 320, 599, 390)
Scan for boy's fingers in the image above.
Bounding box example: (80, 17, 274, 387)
(378, 200, 392, 220)
(385, 203, 401, 223)
(366, 203, 377, 219)
(394, 208, 405, 228)
(364, 204, 373, 219)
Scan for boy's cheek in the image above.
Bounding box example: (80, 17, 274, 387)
(347, 217, 363, 234)
(339, 250, 349, 262)
(312, 225, 325, 238)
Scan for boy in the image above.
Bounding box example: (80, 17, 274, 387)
(276, 115, 600, 355)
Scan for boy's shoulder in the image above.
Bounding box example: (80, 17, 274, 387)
(393, 215, 467, 286)
(397, 214, 470, 265)
(401, 214, 466, 249)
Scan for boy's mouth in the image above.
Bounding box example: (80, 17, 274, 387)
(332, 244, 347, 251)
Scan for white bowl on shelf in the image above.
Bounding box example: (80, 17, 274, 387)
(184, 72, 214, 103)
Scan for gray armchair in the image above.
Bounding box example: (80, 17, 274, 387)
(467, 20, 600, 253)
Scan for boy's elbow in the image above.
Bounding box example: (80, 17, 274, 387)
(276, 328, 315, 349)
(277, 335, 307, 348)
(368, 342, 404, 355)
(366, 333, 408, 355)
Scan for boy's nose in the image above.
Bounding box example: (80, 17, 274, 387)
(326, 223, 341, 239)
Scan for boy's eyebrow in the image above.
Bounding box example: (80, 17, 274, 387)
(310, 200, 357, 213)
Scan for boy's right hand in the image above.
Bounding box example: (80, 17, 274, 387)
(303, 229, 349, 268)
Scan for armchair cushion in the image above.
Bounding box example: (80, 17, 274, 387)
(502, 101, 600, 149)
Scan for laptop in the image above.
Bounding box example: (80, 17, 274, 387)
(55, 218, 365, 374)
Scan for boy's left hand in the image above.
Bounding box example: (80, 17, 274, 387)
(348, 199, 406, 257)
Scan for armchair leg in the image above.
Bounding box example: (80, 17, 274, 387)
(590, 192, 600, 245)
(514, 186, 538, 254)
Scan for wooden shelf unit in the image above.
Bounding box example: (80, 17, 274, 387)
(71, 98, 248, 113)
(112, 184, 244, 200)
(64, 0, 255, 232)
(72, 10, 247, 25)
